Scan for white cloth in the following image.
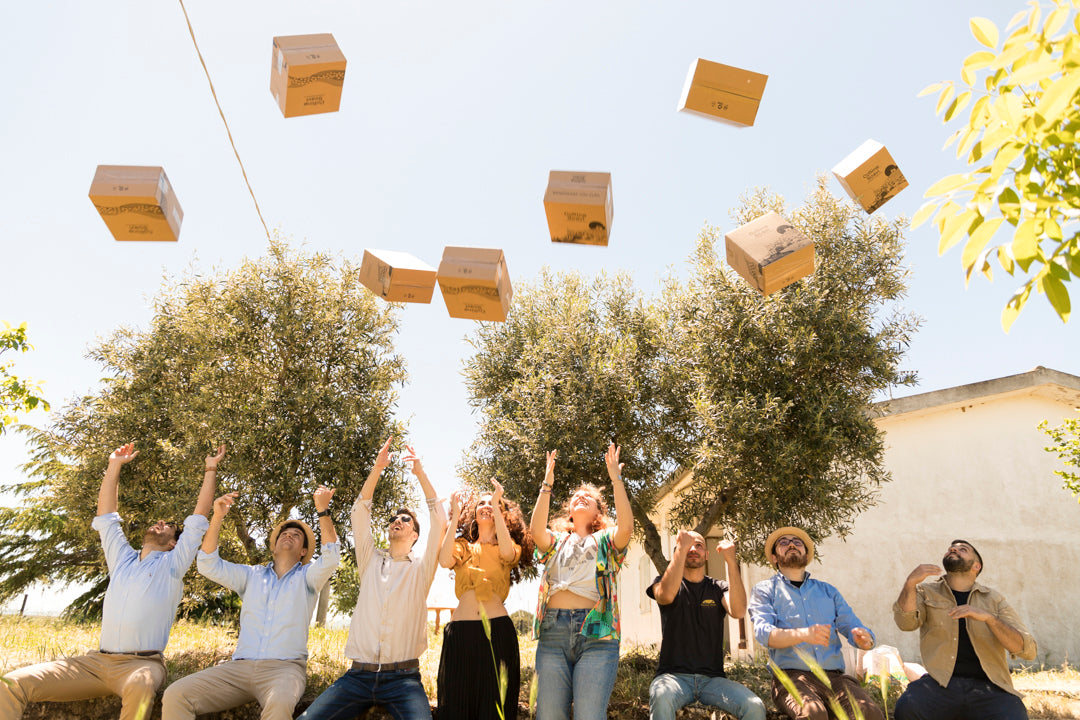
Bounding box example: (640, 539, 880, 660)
(546, 532, 601, 602)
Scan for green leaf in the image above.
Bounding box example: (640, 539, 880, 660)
(918, 82, 944, 97)
(962, 217, 1004, 269)
(945, 91, 973, 122)
(1041, 273, 1071, 322)
(910, 202, 939, 229)
(1044, 7, 1070, 38)
(971, 17, 1000, 49)
(1012, 219, 1041, 269)
(998, 186, 1022, 221)
(939, 209, 979, 254)
(1035, 71, 1080, 126)
(998, 245, 1016, 275)
(936, 83, 957, 115)
(925, 173, 974, 198)
(963, 50, 997, 73)
(1001, 286, 1029, 332)
(1006, 8, 1028, 31)
(991, 142, 1025, 181)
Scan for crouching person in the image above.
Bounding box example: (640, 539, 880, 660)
(162, 486, 340, 720)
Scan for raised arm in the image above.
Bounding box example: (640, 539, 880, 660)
(606, 443, 633, 550)
(314, 485, 337, 545)
(360, 437, 393, 502)
(402, 446, 447, 573)
(718, 538, 748, 618)
(403, 444, 437, 500)
(530, 450, 557, 553)
(98, 442, 138, 516)
(439, 491, 463, 569)
(202, 492, 239, 554)
(194, 444, 226, 517)
(490, 479, 516, 563)
(652, 530, 691, 605)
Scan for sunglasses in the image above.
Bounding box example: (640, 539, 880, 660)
(776, 537, 804, 549)
(389, 513, 415, 528)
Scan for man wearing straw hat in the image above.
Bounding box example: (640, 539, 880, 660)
(162, 485, 340, 720)
(748, 526, 884, 720)
(892, 539, 1036, 720)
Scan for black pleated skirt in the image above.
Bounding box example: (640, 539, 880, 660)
(436, 616, 520, 720)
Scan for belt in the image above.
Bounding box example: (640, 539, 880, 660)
(99, 649, 162, 657)
(351, 659, 419, 672)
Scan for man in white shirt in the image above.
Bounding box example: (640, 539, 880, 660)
(299, 438, 447, 720)
(161, 484, 341, 720)
(0, 442, 222, 720)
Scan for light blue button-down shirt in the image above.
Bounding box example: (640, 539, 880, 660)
(749, 571, 875, 672)
(92, 512, 209, 653)
(198, 542, 340, 660)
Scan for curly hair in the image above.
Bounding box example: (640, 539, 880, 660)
(457, 491, 535, 585)
(550, 483, 615, 535)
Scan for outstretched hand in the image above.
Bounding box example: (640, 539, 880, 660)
(205, 444, 226, 470)
(374, 437, 394, 471)
(314, 485, 335, 512)
(543, 450, 557, 488)
(213, 492, 239, 517)
(605, 442, 623, 482)
(449, 490, 463, 518)
(109, 442, 139, 465)
(490, 478, 505, 508)
(402, 444, 425, 477)
(717, 537, 737, 563)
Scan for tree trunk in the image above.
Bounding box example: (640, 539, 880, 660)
(315, 581, 330, 627)
(630, 496, 670, 575)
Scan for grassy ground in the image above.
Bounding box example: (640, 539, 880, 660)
(1, 615, 1078, 719)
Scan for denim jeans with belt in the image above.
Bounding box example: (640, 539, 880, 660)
(535, 608, 619, 720)
(895, 674, 1028, 720)
(649, 672, 767, 720)
(297, 667, 430, 720)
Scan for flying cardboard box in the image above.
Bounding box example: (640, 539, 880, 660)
(832, 139, 908, 213)
(543, 171, 613, 246)
(437, 247, 513, 321)
(88, 165, 183, 241)
(678, 58, 768, 127)
(358, 249, 437, 304)
(724, 212, 815, 295)
(270, 34, 346, 118)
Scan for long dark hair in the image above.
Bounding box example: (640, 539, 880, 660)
(457, 491, 535, 585)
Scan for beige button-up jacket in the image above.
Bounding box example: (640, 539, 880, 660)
(893, 577, 1036, 696)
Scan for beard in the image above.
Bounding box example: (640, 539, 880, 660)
(777, 548, 809, 569)
(943, 552, 974, 573)
(684, 555, 706, 569)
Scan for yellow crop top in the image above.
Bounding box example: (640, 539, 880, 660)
(451, 538, 522, 602)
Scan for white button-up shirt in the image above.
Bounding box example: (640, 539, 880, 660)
(343, 496, 445, 664)
(198, 542, 340, 660)
(92, 512, 209, 653)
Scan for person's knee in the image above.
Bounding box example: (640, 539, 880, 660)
(739, 694, 767, 720)
(161, 682, 195, 715)
(121, 666, 163, 700)
(648, 676, 683, 715)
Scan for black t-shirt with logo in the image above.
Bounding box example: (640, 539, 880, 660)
(646, 574, 729, 677)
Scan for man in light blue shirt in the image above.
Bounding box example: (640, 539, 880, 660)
(162, 485, 340, 720)
(748, 526, 884, 720)
(0, 441, 222, 720)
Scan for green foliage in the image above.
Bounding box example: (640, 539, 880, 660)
(0, 236, 411, 615)
(1041, 410, 1080, 500)
(463, 180, 918, 571)
(915, 0, 1080, 330)
(0, 321, 49, 434)
(510, 609, 535, 635)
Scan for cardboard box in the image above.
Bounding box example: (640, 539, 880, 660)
(437, 247, 513, 321)
(270, 34, 346, 118)
(678, 58, 768, 127)
(358, 249, 437, 304)
(832, 139, 908, 213)
(543, 171, 613, 246)
(724, 212, 815, 295)
(88, 165, 183, 241)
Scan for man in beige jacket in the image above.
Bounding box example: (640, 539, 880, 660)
(893, 539, 1037, 720)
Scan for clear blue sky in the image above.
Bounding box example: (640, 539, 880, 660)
(1, 1, 1074, 613)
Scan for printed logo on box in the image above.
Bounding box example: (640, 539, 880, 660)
(95, 203, 166, 219)
(289, 70, 346, 88)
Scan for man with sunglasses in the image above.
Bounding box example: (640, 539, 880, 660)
(892, 540, 1036, 720)
(161, 484, 340, 720)
(748, 526, 884, 720)
(300, 437, 447, 720)
(0, 442, 223, 720)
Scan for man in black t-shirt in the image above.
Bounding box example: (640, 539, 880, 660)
(646, 530, 766, 720)
(893, 539, 1037, 720)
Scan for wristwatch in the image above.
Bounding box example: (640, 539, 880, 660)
(316, 509, 331, 518)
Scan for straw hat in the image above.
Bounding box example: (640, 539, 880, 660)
(764, 526, 815, 568)
(268, 519, 317, 565)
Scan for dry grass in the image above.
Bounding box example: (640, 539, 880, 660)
(1, 616, 1078, 719)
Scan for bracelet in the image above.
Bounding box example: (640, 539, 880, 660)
(204, 467, 217, 472)
(539, 488, 551, 494)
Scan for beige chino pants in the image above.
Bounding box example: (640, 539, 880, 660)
(0, 651, 165, 720)
(161, 658, 306, 720)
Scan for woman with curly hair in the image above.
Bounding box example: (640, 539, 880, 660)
(437, 479, 534, 720)
(529, 443, 633, 720)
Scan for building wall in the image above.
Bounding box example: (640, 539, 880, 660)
(621, 388, 1080, 667)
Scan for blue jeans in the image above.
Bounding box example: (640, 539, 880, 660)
(535, 609, 619, 720)
(297, 668, 430, 720)
(895, 674, 1028, 720)
(649, 672, 767, 720)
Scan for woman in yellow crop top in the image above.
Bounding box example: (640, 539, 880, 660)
(437, 479, 534, 720)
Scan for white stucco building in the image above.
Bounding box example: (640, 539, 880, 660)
(619, 366, 1080, 667)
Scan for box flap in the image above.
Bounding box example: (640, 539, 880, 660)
(688, 58, 768, 100)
